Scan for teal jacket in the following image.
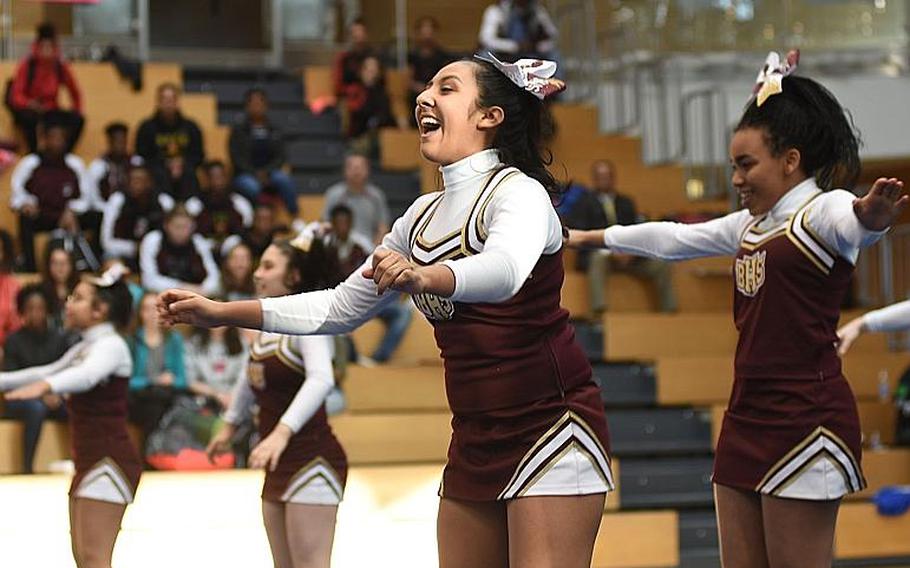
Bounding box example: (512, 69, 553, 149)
(129, 328, 187, 390)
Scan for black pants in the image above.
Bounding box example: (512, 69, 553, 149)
(18, 213, 57, 272)
(11, 108, 85, 153)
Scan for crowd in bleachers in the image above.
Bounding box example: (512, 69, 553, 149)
(0, 5, 685, 474)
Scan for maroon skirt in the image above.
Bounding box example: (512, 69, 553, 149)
(69, 417, 143, 504)
(262, 428, 348, 504)
(713, 374, 865, 500)
(441, 381, 613, 501)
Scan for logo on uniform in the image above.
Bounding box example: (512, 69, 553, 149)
(412, 293, 455, 321)
(735, 250, 767, 297)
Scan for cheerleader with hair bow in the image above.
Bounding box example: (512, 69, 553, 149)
(160, 53, 613, 567)
(0, 263, 141, 568)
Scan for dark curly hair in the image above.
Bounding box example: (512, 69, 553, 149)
(271, 238, 337, 294)
(468, 56, 561, 196)
(736, 75, 861, 190)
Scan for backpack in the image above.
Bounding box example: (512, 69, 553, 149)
(4, 56, 64, 113)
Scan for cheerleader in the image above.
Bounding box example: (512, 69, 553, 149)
(838, 299, 910, 356)
(0, 264, 140, 568)
(159, 53, 612, 568)
(569, 51, 907, 567)
(206, 234, 346, 568)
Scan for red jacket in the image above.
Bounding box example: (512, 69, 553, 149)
(10, 42, 82, 112)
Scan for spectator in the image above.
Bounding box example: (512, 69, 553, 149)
(39, 246, 79, 335)
(220, 203, 278, 263)
(333, 18, 374, 100)
(7, 23, 84, 153)
(220, 242, 256, 301)
(44, 214, 100, 273)
(87, 122, 143, 211)
(10, 122, 92, 271)
(322, 153, 390, 245)
(229, 88, 299, 216)
(192, 160, 253, 254)
(346, 55, 398, 156)
(407, 17, 451, 125)
(563, 160, 677, 317)
(0, 231, 22, 358)
(323, 204, 372, 284)
(321, 204, 412, 366)
(139, 205, 220, 295)
(101, 163, 168, 269)
(184, 325, 247, 411)
(128, 291, 186, 439)
(136, 83, 204, 204)
(1, 284, 69, 473)
(479, 0, 559, 60)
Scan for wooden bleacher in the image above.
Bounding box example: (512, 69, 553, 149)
(0, 61, 225, 243)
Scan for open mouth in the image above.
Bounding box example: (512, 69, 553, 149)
(418, 115, 442, 137)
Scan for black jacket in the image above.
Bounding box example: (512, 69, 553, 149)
(563, 189, 639, 270)
(228, 118, 285, 175)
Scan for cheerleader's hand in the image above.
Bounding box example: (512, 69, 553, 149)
(5, 380, 51, 401)
(249, 424, 293, 472)
(565, 229, 607, 250)
(836, 316, 866, 357)
(363, 248, 428, 295)
(158, 289, 221, 328)
(854, 178, 909, 231)
(206, 423, 235, 463)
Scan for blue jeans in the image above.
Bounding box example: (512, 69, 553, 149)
(234, 170, 299, 215)
(371, 301, 413, 362)
(2, 399, 68, 473)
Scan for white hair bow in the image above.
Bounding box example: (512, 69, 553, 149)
(290, 221, 324, 253)
(474, 52, 566, 100)
(87, 262, 128, 288)
(751, 49, 800, 107)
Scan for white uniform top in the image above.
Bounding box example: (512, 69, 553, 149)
(138, 230, 221, 295)
(600, 178, 883, 263)
(0, 323, 132, 394)
(863, 300, 910, 333)
(222, 333, 334, 434)
(100, 191, 173, 259)
(260, 149, 563, 336)
(10, 153, 94, 214)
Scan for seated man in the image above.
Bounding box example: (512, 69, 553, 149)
(1, 284, 70, 473)
(101, 163, 168, 269)
(139, 205, 220, 296)
(10, 121, 91, 271)
(191, 160, 253, 256)
(563, 160, 677, 318)
(7, 23, 84, 153)
(229, 88, 299, 215)
(88, 122, 144, 212)
(322, 204, 412, 365)
(479, 0, 559, 60)
(136, 83, 204, 204)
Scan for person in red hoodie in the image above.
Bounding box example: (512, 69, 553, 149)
(8, 23, 84, 154)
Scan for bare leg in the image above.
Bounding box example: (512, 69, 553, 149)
(284, 503, 339, 568)
(262, 500, 294, 568)
(714, 484, 769, 568)
(437, 497, 509, 568)
(506, 494, 604, 568)
(69, 497, 126, 568)
(761, 495, 839, 568)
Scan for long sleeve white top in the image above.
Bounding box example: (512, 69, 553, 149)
(863, 300, 910, 333)
(478, 0, 559, 55)
(10, 153, 93, 214)
(0, 323, 132, 394)
(222, 333, 334, 434)
(600, 178, 884, 264)
(139, 230, 221, 295)
(259, 149, 562, 336)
